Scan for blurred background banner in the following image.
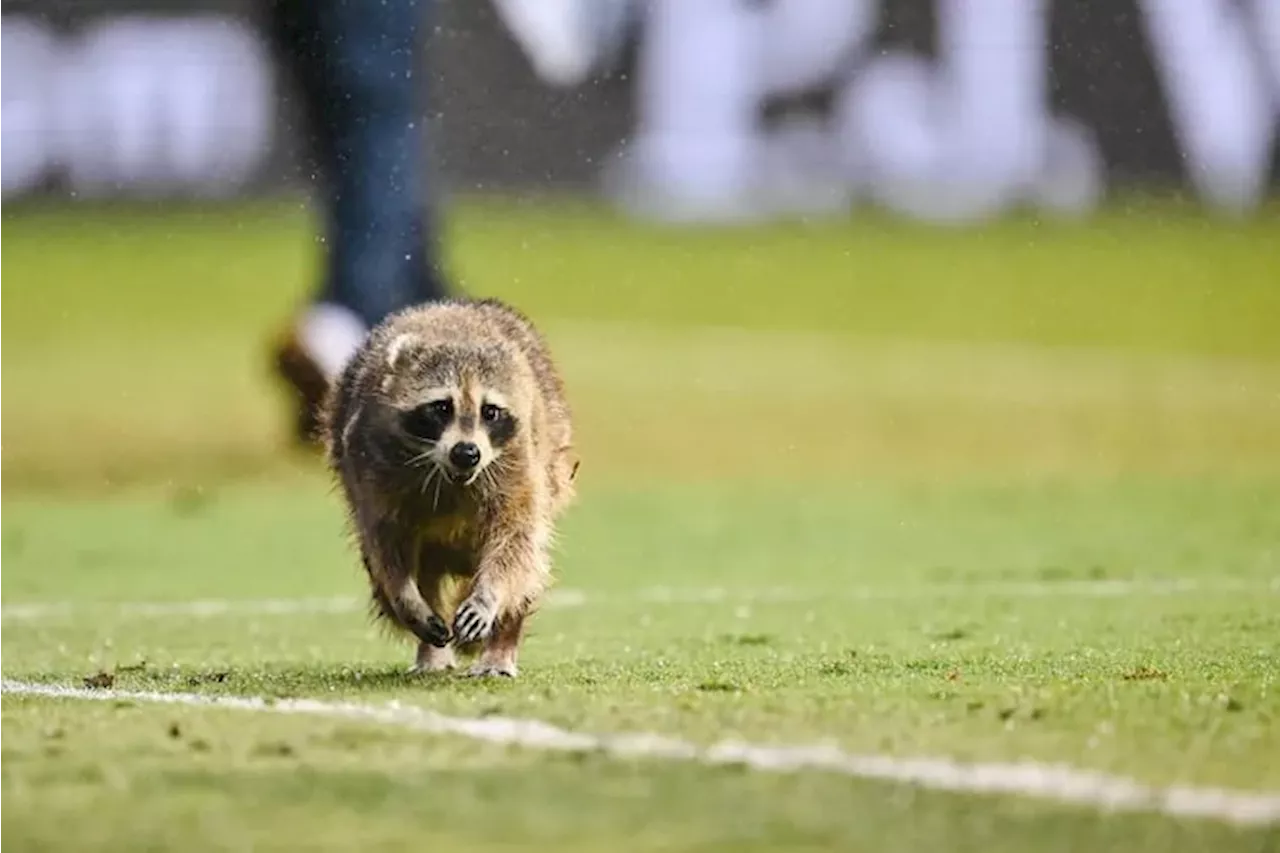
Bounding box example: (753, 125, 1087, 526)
(3, 0, 1278, 222)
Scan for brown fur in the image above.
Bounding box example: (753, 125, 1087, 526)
(320, 298, 578, 677)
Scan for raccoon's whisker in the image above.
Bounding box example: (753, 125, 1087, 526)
(431, 468, 445, 512)
(419, 463, 439, 495)
(404, 443, 438, 466)
(483, 463, 508, 494)
(407, 452, 434, 468)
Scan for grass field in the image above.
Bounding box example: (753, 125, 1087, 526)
(3, 195, 1280, 851)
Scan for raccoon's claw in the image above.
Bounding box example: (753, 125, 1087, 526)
(410, 613, 451, 648)
(453, 595, 496, 644)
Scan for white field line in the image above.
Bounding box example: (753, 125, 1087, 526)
(2, 679, 1278, 828)
(2, 577, 1276, 623)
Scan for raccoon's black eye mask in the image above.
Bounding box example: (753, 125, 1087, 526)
(482, 403, 517, 446)
(401, 399, 453, 442)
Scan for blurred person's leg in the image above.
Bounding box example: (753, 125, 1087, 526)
(267, 0, 451, 446)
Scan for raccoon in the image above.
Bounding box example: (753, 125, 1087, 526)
(321, 298, 578, 677)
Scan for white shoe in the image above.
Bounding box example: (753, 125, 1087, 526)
(296, 303, 368, 383)
(272, 303, 368, 446)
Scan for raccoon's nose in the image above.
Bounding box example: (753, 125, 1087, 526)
(449, 442, 482, 471)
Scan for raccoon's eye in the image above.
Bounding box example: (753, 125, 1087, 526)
(401, 400, 452, 441)
(480, 403, 503, 423)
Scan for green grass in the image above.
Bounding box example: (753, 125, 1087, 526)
(3, 196, 1280, 851)
(4, 196, 1279, 490)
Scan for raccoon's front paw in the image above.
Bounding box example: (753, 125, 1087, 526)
(409, 613, 451, 648)
(453, 594, 497, 644)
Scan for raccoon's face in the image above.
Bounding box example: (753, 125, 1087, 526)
(394, 375, 520, 486)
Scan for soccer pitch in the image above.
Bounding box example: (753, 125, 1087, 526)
(2, 196, 1279, 851)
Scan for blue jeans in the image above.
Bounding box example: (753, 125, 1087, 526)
(267, 0, 450, 328)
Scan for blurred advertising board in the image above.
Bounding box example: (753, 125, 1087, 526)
(3, 0, 1277, 222)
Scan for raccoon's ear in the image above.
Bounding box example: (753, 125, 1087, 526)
(384, 333, 420, 371)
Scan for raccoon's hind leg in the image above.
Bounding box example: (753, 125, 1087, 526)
(410, 567, 456, 673)
(468, 611, 526, 678)
(412, 642, 456, 673)
(366, 578, 454, 672)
